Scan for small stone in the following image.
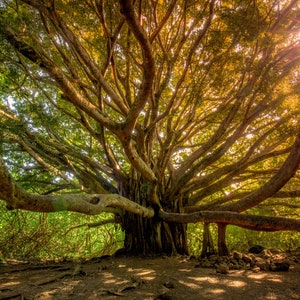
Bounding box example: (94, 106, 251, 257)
(255, 257, 264, 263)
(293, 257, 299, 263)
(223, 256, 230, 263)
(228, 263, 234, 269)
(249, 254, 256, 260)
(208, 255, 218, 262)
(216, 256, 224, 264)
(155, 292, 173, 300)
(216, 264, 229, 274)
(230, 259, 240, 269)
(250, 261, 256, 268)
(232, 264, 240, 270)
(238, 259, 245, 266)
(163, 281, 175, 289)
(269, 248, 282, 255)
(202, 262, 213, 268)
(233, 251, 243, 260)
(275, 260, 290, 271)
(249, 245, 264, 254)
(256, 261, 270, 271)
(261, 249, 272, 259)
(242, 254, 253, 264)
(270, 263, 277, 271)
(252, 267, 260, 273)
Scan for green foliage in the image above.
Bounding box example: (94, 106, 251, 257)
(188, 223, 300, 256)
(187, 223, 204, 255)
(225, 226, 300, 252)
(0, 201, 123, 260)
(0, 0, 299, 256)
(1, 199, 299, 260)
(187, 223, 217, 256)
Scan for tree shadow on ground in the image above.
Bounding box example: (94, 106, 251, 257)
(0, 256, 299, 299)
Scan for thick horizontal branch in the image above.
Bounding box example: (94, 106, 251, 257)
(159, 210, 300, 232)
(185, 189, 300, 213)
(2, 156, 300, 234)
(0, 156, 154, 217)
(2, 190, 155, 218)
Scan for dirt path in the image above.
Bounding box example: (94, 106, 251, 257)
(1, 255, 300, 300)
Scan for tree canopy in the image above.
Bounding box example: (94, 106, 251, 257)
(0, 0, 300, 255)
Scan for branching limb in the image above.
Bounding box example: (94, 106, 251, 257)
(159, 210, 300, 232)
(119, 0, 155, 133)
(222, 125, 300, 212)
(0, 156, 154, 217)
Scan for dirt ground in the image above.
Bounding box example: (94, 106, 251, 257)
(0, 253, 300, 300)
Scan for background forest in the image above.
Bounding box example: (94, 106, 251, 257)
(1, 0, 300, 258)
(1, 202, 299, 260)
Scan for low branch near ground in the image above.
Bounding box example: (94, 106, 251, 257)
(0, 156, 154, 217)
(159, 210, 300, 232)
(2, 192, 155, 217)
(185, 190, 300, 213)
(1, 156, 300, 233)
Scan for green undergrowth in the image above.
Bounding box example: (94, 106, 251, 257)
(187, 223, 300, 256)
(1, 201, 299, 260)
(0, 202, 124, 260)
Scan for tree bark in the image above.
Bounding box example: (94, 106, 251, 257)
(159, 210, 300, 232)
(122, 212, 162, 255)
(2, 156, 300, 256)
(119, 179, 188, 256)
(200, 223, 216, 257)
(121, 212, 188, 255)
(221, 126, 300, 212)
(217, 223, 229, 256)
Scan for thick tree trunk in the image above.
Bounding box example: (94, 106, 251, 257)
(120, 179, 188, 256)
(217, 223, 229, 256)
(121, 211, 188, 255)
(122, 212, 161, 255)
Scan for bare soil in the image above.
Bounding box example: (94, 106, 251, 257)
(1, 253, 300, 300)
